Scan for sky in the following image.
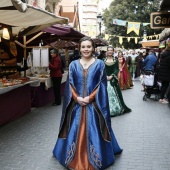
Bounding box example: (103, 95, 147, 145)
(98, 0, 113, 12)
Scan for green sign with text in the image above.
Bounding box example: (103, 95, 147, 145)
(150, 12, 170, 29)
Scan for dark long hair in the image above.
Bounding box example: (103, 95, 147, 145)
(79, 36, 96, 50)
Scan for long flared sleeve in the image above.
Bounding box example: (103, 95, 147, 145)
(112, 59, 119, 76)
(89, 88, 98, 103)
(71, 85, 78, 102)
(109, 60, 119, 82)
(71, 84, 97, 103)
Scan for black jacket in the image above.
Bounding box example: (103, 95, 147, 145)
(158, 50, 170, 82)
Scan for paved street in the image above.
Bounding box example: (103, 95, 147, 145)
(0, 80, 170, 170)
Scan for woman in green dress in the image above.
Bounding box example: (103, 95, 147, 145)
(104, 46, 131, 117)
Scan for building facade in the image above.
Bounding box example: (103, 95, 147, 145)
(27, 0, 80, 30)
(79, 0, 98, 37)
(27, 0, 109, 37)
(79, 0, 110, 38)
(57, 0, 80, 29)
(27, 0, 61, 13)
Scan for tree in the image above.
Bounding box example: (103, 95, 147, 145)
(103, 0, 162, 49)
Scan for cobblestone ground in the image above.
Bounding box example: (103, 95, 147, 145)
(0, 81, 170, 170)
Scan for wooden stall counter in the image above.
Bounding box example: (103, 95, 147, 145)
(30, 71, 68, 107)
(0, 80, 39, 126)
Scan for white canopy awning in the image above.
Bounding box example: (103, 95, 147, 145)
(0, 0, 69, 35)
(159, 28, 170, 41)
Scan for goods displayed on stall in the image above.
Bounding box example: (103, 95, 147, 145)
(0, 51, 18, 78)
(0, 50, 31, 88)
(26, 48, 50, 79)
(0, 77, 29, 87)
(0, 0, 70, 126)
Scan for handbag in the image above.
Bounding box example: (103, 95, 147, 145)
(143, 74, 154, 86)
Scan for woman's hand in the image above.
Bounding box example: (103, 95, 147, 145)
(107, 76, 113, 81)
(77, 97, 89, 106)
(84, 96, 89, 104)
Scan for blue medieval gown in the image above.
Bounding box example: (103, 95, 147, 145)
(53, 59, 122, 170)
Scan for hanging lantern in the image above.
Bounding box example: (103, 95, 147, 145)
(2, 28, 10, 40)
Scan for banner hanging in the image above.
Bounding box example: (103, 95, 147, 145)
(113, 19, 127, 26)
(127, 22, 140, 35)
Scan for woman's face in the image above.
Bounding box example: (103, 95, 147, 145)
(80, 40, 94, 58)
(118, 52, 123, 57)
(50, 52, 56, 58)
(107, 48, 114, 56)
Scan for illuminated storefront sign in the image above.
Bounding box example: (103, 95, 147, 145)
(150, 12, 170, 29)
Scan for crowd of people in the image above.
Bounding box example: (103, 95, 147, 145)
(49, 37, 170, 107)
(49, 36, 170, 169)
(96, 46, 170, 104)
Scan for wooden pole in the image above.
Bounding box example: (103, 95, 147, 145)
(23, 36, 26, 77)
(26, 32, 44, 45)
(14, 40, 25, 48)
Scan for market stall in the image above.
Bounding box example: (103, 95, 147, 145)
(141, 40, 159, 48)
(29, 71, 68, 107)
(0, 79, 39, 126)
(0, 1, 69, 126)
(15, 24, 85, 107)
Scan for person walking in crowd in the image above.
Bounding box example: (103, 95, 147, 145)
(125, 50, 131, 70)
(103, 46, 131, 117)
(117, 51, 133, 90)
(64, 48, 69, 67)
(53, 37, 122, 170)
(158, 46, 170, 104)
(140, 49, 157, 92)
(97, 50, 106, 60)
(135, 51, 143, 78)
(129, 50, 137, 80)
(49, 49, 62, 106)
(142, 50, 157, 72)
(69, 48, 81, 63)
(114, 49, 118, 58)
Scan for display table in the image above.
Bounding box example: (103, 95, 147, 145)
(0, 80, 39, 126)
(0, 84, 31, 126)
(30, 72, 67, 107)
(0, 80, 39, 95)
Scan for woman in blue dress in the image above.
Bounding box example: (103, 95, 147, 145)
(53, 37, 122, 170)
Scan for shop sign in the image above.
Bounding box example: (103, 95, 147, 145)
(150, 12, 170, 29)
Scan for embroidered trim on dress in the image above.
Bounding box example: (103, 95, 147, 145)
(90, 145, 102, 168)
(65, 142, 76, 164)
